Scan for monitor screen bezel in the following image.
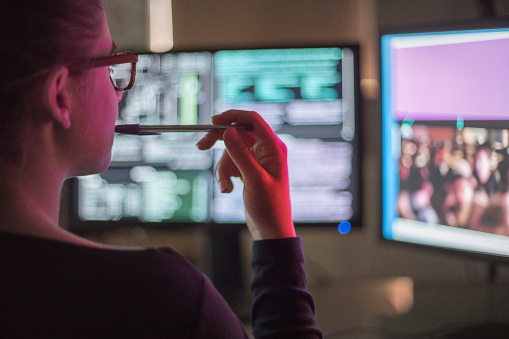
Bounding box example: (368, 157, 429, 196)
(378, 17, 509, 265)
(66, 43, 364, 233)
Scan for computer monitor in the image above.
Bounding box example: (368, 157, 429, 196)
(380, 19, 509, 263)
(68, 45, 362, 232)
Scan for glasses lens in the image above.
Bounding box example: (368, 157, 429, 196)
(110, 63, 132, 90)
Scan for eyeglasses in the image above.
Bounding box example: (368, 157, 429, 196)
(0, 51, 138, 92)
(72, 51, 138, 91)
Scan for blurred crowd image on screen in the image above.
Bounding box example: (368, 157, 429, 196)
(397, 124, 509, 236)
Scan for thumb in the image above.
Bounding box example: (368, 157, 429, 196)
(223, 127, 261, 181)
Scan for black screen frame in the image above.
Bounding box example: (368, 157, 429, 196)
(378, 16, 509, 266)
(67, 43, 363, 233)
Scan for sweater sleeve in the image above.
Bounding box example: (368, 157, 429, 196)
(250, 237, 322, 339)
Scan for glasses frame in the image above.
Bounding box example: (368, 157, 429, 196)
(0, 51, 138, 92)
(71, 51, 138, 91)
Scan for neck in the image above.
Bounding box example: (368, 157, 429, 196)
(0, 165, 65, 234)
(0, 173, 109, 248)
(0, 120, 68, 225)
(0, 121, 109, 248)
(0, 122, 76, 241)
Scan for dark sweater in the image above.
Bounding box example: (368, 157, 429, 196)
(0, 232, 321, 338)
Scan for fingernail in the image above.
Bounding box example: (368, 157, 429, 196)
(218, 178, 233, 193)
(218, 179, 227, 193)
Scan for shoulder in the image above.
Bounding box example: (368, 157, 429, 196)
(0, 233, 237, 337)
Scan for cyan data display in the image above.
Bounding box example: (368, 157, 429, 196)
(214, 48, 343, 103)
(72, 47, 361, 227)
(213, 48, 356, 140)
(211, 48, 359, 224)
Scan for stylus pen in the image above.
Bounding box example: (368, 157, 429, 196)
(115, 123, 254, 135)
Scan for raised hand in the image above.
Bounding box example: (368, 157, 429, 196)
(196, 110, 296, 240)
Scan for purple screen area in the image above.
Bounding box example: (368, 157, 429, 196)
(392, 37, 509, 121)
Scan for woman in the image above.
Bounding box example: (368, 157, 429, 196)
(0, 1, 321, 338)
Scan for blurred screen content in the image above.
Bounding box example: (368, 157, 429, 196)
(381, 26, 509, 259)
(71, 47, 361, 228)
(398, 124, 509, 237)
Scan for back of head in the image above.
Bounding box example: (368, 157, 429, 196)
(1, 1, 104, 90)
(0, 1, 104, 163)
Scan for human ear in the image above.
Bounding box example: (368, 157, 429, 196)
(43, 66, 72, 129)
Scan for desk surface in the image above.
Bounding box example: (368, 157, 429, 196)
(309, 278, 509, 338)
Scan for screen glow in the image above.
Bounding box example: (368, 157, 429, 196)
(381, 26, 509, 260)
(71, 47, 362, 229)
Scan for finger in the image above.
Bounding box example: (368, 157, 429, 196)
(223, 126, 263, 181)
(240, 130, 257, 148)
(196, 129, 256, 151)
(215, 148, 241, 193)
(212, 110, 278, 145)
(196, 131, 222, 150)
(198, 110, 261, 150)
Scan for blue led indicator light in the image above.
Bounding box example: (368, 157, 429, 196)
(338, 221, 352, 235)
